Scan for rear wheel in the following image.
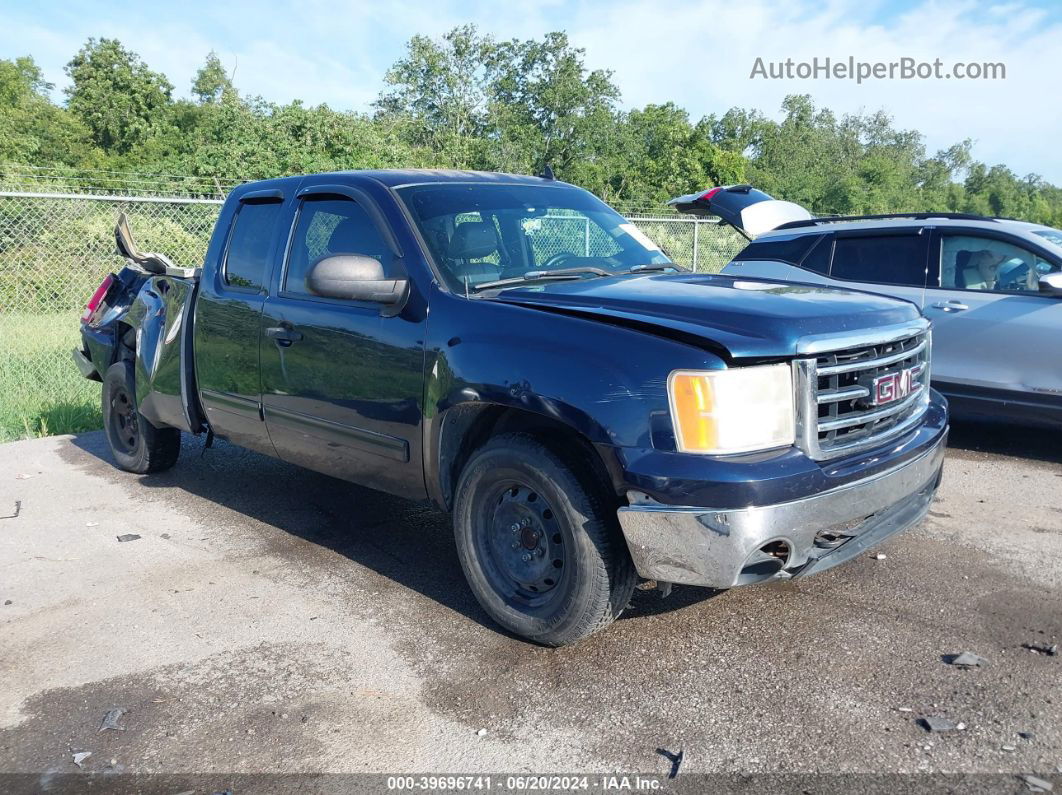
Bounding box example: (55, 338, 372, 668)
(453, 432, 636, 646)
(102, 361, 181, 474)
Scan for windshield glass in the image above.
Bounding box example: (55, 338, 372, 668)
(396, 182, 673, 291)
(1032, 227, 1062, 250)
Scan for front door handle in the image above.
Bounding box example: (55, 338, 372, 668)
(931, 300, 969, 312)
(265, 325, 303, 346)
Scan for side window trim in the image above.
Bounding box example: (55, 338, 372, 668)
(295, 184, 403, 258)
(221, 198, 283, 293)
(797, 233, 831, 272)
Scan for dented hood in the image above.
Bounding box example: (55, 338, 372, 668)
(492, 273, 920, 360)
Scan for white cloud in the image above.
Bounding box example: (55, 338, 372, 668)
(564, 0, 1062, 180)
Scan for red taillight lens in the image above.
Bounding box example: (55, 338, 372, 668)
(81, 274, 115, 324)
(700, 187, 723, 202)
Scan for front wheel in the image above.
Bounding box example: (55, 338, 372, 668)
(453, 433, 637, 646)
(102, 360, 181, 474)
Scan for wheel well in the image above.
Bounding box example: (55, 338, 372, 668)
(115, 321, 136, 364)
(438, 405, 622, 512)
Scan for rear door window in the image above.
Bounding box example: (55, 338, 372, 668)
(830, 234, 928, 287)
(223, 201, 282, 291)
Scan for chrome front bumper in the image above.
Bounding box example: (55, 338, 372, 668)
(617, 432, 947, 588)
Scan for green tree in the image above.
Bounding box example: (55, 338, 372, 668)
(191, 51, 234, 104)
(375, 25, 493, 168)
(0, 55, 96, 166)
(486, 32, 620, 179)
(64, 38, 174, 153)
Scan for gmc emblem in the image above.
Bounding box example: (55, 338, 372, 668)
(870, 365, 924, 407)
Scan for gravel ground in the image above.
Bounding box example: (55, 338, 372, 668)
(0, 422, 1059, 793)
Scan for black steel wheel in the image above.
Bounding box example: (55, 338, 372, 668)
(101, 360, 181, 474)
(453, 432, 637, 646)
(107, 380, 140, 455)
(476, 482, 569, 608)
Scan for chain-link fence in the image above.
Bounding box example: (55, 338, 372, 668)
(0, 188, 745, 440)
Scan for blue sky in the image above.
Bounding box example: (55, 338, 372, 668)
(2, 0, 1061, 182)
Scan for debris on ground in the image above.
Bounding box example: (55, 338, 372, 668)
(2, 501, 20, 520)
(14, 473, 32, 480)
(71, 751, 91, 768)
(98, 709, 126, 733)
(656, 748, 684, 779)
(476, 728, 487, 737)
(920, 716, 960, 732)
(116, 534, 141, 543)
(3, 600, 11, 606)
(898, 707, 913, 712)
(873, 553, 887, 560)
(85, 521, 99, 527)
(1018, 774, 1054, 792)
(1023, 643, 1058, 656)
(945, 651, 990, 668)
(1002, 744, 1017, 752)
(1019, 731, 1035, 740)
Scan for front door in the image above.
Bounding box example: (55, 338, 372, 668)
(260, 191, 427, 498)
(924, 230, 1062, 406)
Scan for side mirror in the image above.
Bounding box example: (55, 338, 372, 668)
(1039, 272, 1062, 296)
(306, 254, 408, 305)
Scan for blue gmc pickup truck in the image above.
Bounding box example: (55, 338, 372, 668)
(75, 170, 948, 645)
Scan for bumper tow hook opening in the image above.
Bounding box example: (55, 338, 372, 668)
(735, 541, 790, 586)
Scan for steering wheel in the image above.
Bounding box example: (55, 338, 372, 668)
(541, 251, 578, 269)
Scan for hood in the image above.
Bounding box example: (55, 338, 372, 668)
(492, 273, 921, 359)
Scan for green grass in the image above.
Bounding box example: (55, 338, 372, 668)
(0, 313, 102, 442)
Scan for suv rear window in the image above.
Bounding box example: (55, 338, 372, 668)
(831, 235, 926, 286)
(733, 235, 820, 268)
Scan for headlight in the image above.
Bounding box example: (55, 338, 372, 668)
(667, 363, 795, 455)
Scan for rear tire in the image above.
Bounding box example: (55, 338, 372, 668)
(453, 432, 637, 646)
(102, 360, 181, 474)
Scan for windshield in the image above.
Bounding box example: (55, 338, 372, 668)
(396, 182, 673, 291)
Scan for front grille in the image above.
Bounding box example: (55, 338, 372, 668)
(795, 325, 931, 460)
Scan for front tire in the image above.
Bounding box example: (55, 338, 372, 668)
(102, 360, 181, 474)
(453, 433, 637, 646)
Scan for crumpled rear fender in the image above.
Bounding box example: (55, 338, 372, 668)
(125, 275, 203, 433)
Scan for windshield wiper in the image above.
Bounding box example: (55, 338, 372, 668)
(472, 267, 612, 291)
(618, 263, 683, 274)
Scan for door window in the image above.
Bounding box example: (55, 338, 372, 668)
(940, 234, 1059, 293)
(284, 197, 393, 296)
(223, 200, 282, 290)
(830, 235, 927, 286)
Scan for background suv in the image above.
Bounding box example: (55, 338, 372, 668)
(670, 186, 1062, 426)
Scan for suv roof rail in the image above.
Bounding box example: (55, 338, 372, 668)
(774, 211, 997, 231)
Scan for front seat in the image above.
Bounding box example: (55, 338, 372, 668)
(446, 221, 500, 285)
(327, 215, 388, 262)
(954, 250, 972, 289)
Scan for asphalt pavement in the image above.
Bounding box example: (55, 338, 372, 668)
(0, 422, 1059, 792)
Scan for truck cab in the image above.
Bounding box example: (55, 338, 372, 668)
(77, 170, 948, 646)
